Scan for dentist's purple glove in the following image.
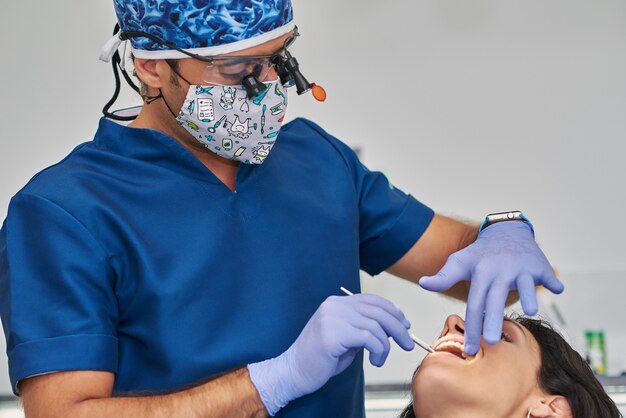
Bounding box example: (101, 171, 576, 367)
(419, 221, 564, 356)
(247, 294, 415, 416)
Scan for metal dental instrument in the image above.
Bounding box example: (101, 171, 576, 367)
(339, 287, 435, 354)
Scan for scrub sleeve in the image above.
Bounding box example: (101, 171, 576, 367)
(0, 193, 118, 394)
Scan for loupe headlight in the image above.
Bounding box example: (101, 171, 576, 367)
(281, 51, 311, 95)
(274, 50, 325, 102)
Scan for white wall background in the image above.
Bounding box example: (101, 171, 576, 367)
(1, 0, 625, 396)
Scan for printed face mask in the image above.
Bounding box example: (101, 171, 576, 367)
(176, 80, 288, 164)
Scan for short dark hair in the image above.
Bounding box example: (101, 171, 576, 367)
(399, 316, 622, 418)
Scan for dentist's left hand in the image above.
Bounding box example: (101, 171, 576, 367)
(419, 221, 564, 356)
(247, 293, 415, 416)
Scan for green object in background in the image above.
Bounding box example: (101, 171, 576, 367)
(585, 330, 607, 375)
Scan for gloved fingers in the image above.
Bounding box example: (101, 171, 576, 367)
(329, 327, 387, 368)
(538, 269, 565, 294)
(362, 328, 391, 367)
(482, 281, 509, 345)
(354, 303, 414, 351)
(517, 273, 538, 316)
(335, 326, 386, 363)
(369, 345, 389, 367)
(350, 293, 411, 328)
(343, 317, 391, 367)
(419, 251, 470, 292)
(463, 272, 490, 355)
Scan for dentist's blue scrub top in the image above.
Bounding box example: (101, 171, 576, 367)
(0, 117, 433, 417)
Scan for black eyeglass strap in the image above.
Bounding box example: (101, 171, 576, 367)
(103, 24, 141, 121)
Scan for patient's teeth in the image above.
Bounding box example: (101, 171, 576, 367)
(434, 340, 467, 359)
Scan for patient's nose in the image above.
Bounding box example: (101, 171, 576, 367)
(441, 314, 465, 337)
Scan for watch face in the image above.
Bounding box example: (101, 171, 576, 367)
(487, 211, 522, 221)
(479, 211, 534, 236)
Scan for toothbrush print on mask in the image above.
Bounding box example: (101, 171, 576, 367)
(176, 80, 288, 164)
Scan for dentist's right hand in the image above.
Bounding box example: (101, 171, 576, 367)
(247, 293, 415, 416)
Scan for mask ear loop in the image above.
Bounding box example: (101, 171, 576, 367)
(527, 407, 535, 418)
(144, 89, 179, 119)
(143, 61, 191, 119)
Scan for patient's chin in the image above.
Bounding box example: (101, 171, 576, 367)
(411, 368, 483, 416)
(412, 370, 455, 413)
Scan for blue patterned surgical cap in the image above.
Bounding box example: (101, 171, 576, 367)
(108, 0, 294, 59)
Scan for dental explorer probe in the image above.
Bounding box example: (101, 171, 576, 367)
(339, 287, 435, 354)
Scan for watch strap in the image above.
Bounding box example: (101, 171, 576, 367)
(478, 211, 534, 237)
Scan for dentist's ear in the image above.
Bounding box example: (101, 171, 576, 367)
(134, 58, 170, 90)
(528, 396, 572, 418)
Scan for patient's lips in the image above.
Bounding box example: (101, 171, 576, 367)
(432, 335, 468, 359)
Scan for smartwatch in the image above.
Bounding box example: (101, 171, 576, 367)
(478, 210, 534, 236)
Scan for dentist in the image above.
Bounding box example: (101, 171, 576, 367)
(0, 1, 563, 417)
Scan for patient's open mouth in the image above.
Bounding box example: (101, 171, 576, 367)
(432, 337, 468, 359)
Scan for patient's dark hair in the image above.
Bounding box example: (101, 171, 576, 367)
(399, 316, 622, 418)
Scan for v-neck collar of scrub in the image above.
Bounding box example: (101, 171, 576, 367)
(94, 117, 257, 191)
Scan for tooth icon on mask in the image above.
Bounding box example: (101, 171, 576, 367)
(253, 145, 271, 163)
(222, 138, 233, 151)
(229, 116, 251, 139)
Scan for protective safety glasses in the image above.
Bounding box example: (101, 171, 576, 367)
(124, 27, 298, 86)
(195, 36, 297, 87)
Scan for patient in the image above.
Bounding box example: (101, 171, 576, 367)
(399, 315, 622, 418)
